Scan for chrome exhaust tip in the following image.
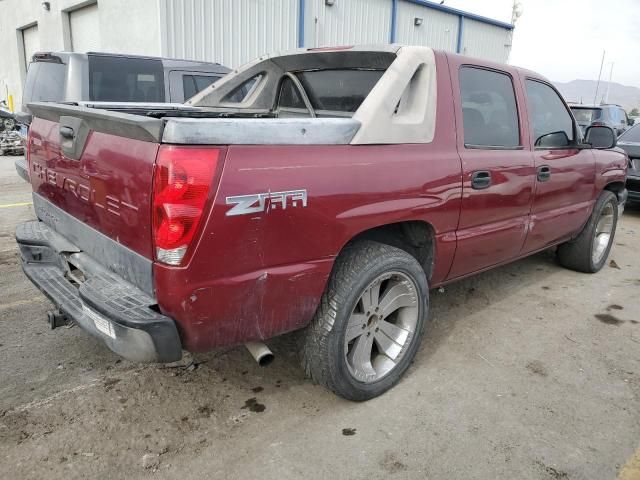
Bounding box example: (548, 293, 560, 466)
(245, 341, 274, 366)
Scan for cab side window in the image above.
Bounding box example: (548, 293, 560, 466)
(525, 80, 574, 148)
(459, 67, 520, 148)
(618, 108, 628, 127)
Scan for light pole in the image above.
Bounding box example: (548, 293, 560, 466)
(604, 62, 614, 104)
(594, 50, 605, 105)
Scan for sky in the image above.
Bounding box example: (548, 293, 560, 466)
(443, 0, 640, 88)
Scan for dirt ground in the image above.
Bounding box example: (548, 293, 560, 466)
(1, 156, 639, 479)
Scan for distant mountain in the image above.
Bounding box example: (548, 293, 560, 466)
(554, 80, 640, 111)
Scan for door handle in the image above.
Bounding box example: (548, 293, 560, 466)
(60, 126, 75, 139)
(471, 170, 492, 190)
(537, 165, 551, 182)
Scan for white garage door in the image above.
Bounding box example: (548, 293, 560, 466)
(70, 3, 101, 52)
(22, 24, 39, 67)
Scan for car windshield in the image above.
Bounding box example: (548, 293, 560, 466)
(570, 107, 602, 123)
(619, 124, 640, 142)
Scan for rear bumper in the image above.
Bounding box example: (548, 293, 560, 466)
(14, 157, 29, 182)
(16, 221, 182, 363)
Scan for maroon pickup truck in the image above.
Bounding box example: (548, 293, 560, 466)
(17, 46, 627, 400)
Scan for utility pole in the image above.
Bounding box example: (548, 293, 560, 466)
(604, 62, 614, 104)
(594, 50, 605, 105)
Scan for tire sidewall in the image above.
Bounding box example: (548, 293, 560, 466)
(328, 249, 429, 400)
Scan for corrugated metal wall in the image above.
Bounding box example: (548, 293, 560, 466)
(160, 0, 298, 67)
(303, 0, 391, 48)
(460, 18, 512, 63)
(395, 1, 459, 52)
(159, 0, 512, 68)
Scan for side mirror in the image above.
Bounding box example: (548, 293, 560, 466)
(534, 131, 570, 148)
(585, 125, 616, 149)
(628, 119, 635, 126)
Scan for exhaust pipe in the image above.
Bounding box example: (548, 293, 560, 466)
(245, 341, 274, 366)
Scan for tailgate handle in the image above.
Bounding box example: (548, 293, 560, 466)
(60, 126, 75, 139)
(59, 116, 89, 161)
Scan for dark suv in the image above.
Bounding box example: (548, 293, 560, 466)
(21, 52, 230, 119)
(14, 51, 230, 181)
(617, 124, 640, 202)
(570, 104, 631, 136)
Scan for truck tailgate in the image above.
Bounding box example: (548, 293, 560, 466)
(27, 103, 163, 260)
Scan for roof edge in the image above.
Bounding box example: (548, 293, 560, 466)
(402, 0, 515, 30)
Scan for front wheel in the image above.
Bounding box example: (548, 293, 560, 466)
(557, 190, 618, 273)
(301, 240, 429, 401)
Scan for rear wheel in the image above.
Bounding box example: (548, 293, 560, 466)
(557, 190, 618, 273)
(301, 241, 429, 401)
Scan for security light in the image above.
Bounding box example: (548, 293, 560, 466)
(414, 17, 423, 26)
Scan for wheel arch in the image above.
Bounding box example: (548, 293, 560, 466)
(339, 220, 436, 280)
(603, 180, 626, 202)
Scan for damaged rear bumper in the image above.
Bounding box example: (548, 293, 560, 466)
(16, 221, 182, 363)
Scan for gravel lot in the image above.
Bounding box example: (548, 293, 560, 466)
(1, 156, 639, 479)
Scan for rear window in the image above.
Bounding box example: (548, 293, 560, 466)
(182, 74, 220, 101)
(620, 124, 640, 142)
(22, 61, 66, 105)
(89, 55, 165, 102)
(571, 107, 602, 123)
(295, 69, 384, 113)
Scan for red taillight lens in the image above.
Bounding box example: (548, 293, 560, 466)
(152, 146, 219, 265)
(25, 127, 32, 180)
(592, 122, 605, 127)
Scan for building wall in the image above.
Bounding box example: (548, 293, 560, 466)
(0, 0, 161, 111)
(0, 0, 513, 111)
(159, 0, 299, 68)
(303, 0, 391, 48)
(459, 17, 512, 64)
(395, 1, 459, 52)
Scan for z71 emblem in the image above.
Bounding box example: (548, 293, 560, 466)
(225, 189, 308, 216)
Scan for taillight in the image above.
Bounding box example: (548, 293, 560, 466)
(25, 127, 32, 180)
(592, 122, 605, 127)
(152, 146, 219, 266)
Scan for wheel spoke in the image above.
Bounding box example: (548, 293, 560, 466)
(374, 325, 405, 361)
(378, 283, 416, 318)
(361, 282, 381, 312)
(345, 313, 367, 343)
(378, 319, 410, 346)
(348, 334, 376, 379)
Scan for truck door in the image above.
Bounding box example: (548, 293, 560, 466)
(447, 64, 536, 279)
(520, 79, 595, 254)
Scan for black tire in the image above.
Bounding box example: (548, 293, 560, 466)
(557, 190, 618, 273)
(301, 240, 429, 401)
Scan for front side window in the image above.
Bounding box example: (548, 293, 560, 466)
(526, 80, 574, 148)
(459, 67, 520, 148)
(618, 108, 628, 125)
